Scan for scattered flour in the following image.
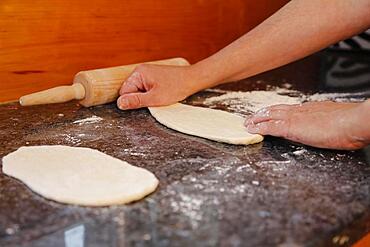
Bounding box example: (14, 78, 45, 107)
(292, 149, 308, 156)
(204, 87, 368, 114)
(306, 92, 367, 102)
(61, 134, 81, 145)
(73, 115, 103, 125)
(204, 90, 302, 114)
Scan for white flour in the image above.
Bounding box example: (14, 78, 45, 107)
(204, 90, 302, 113)
(204, 87, 368, 114)
(307, 92, 367, 102)
(73, 115, 103, 125)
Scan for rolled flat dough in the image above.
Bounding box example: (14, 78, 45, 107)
(148, 103, 263, 145)
(2, 145, 159, 206)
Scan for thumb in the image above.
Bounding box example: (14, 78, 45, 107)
(117, 92, 152, 110)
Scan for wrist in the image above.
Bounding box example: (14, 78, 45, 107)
(188, 59, 225, 91)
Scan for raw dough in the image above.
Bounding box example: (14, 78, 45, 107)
(2, 145, 159, 206)
(148, 103, 263, 145)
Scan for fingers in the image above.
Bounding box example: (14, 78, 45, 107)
(244, 104, 296, 138)
(119, 71, 145, 95)
(243, 101, 364, 149)
(246, 120, 289, 137)
(244, 107, 288, 126)
(117, 92, 153, 110)
(117, 66, 152, 109)
(244, 104, 296, 125)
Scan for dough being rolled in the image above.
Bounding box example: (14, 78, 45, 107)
(149, 103, 263, 145)
(2, 145, 159, 206)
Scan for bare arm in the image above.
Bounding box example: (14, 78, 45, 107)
(191, 0, 370, 91)
(117, 0, 370, 109)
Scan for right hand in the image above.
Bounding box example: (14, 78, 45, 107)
(117, 64, 198, 110)
(245, 100, 370, 150)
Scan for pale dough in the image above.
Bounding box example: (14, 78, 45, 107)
(148, 103, 263, 145)
(2, 145, 159, 206)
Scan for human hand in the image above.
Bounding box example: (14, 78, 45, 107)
(244, 100, 370, 150)
(117, 64, 199, 110)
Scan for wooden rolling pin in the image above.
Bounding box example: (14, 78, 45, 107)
(19, 57, 190, 107)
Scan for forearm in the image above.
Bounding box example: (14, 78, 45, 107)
(351, 100, 370, 145)
(189, 0, 370, 91)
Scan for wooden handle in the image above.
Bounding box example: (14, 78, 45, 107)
(75, 57, 190, 107)
(19, 83, 85, 106)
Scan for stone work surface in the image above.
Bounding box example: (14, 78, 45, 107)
(0, 53, 369, 247)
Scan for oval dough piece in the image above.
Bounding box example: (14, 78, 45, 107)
(2, 145, 159, 206)
(149, 103, 263, 145)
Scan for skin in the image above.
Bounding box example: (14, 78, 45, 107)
(245, 100, 370, 150)
(117, 0, 370, 150)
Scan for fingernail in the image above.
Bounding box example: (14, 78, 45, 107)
(125, 75, 134, 84)
(118, 98, 129, 110)
(127, 72, 139, 83)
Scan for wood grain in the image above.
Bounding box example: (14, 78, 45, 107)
(0, 0, 289, 102)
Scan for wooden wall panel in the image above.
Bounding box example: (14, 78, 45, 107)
(0, 0, 289, 102)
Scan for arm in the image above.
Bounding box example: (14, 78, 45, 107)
(117, 0, 370, 110)
(192, 0, 370, 90)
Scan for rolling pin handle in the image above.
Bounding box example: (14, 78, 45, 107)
(19, 83, 86, 106)
(72, 83, 86, 100)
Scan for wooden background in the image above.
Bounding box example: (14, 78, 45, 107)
(0, 0, 290, 102)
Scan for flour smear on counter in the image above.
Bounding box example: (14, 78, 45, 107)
(204, 87, 367, 115)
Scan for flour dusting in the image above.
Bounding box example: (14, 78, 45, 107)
(73, 115, 103, 125)
(307, 92, 367, 102)
(204, 89, 302, 114)
(204, 87, 368, 114)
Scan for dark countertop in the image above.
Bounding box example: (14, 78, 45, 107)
(0, 51, 369, 247)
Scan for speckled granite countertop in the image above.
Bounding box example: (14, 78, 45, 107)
(0, 52, 369, 247)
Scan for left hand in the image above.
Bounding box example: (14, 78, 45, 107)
(244, 100, 370, 150)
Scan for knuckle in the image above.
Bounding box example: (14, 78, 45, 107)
(133, 66, 151, 86)
(124, 74, 139, 89)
